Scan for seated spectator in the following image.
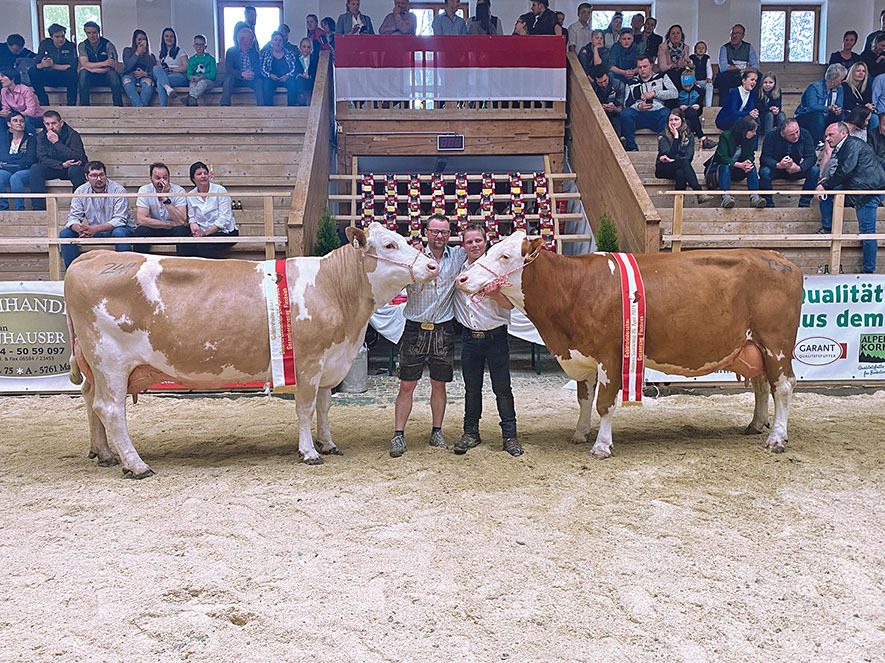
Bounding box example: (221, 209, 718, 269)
(380, 0, 417, 35)
(715, 24, 759, 104)
(337, 0, 375, 35)
(861, 33, 885, 79)
(866, 111, 885, 170)
(77, 21, 123, 107)
(715, 69, 759, 131)
(602, 12, 622, 49)
(846, 106, 872, 142)
(830, 31, 861, 69)
(321, 18, 337, 50)
(306, 14, 332, 52)
(519, 0, 561, 36)
(183, 161, 239, 259)
(759, 118, 818, 208)
(608, 29, 640, 84)
(233, 6, 258, 51)
(864, 10, 885, 53)
(567, 3, 592, 53)
(59, 160, 134, 268)
(712, 115, 764, 209)
(29, 109, 86, 211)
(31, 24, 78, 106)
(815, 121, 885, 273)
(656, 109, 712, 203)
(132, 162, 189, 254)
(433, 0, 467, 35)
(154, 27, 189, 106)
(678, 72, 715, 148)
(590, 69, 624, 136)
(260, 31, 299, 106)
(657, 25, 692, 86)
(844, 62, 879, 130)
(467, 0, 502, 35)
(276, 24, 297, 51)
(0, 34, 36, 85)
(796, 64, 847, 144)
(578, 30, 608, 77)
(222, 26, 262, 106)
(121, 30, 157, 107)
(0, 112, 36, 211)
(629, 14, 645, 49)
(690, 41, 714, 107)
(620, 55, 677, 151)
(639, 17, 662, 64)
(757, 72, 786, 136)
(185, 34, 216, 106)
(0, 69, 44, 134)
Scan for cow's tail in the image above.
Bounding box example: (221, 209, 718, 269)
(66, 312, 83, 386)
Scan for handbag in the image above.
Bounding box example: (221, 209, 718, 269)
(702, 156, 718, 190)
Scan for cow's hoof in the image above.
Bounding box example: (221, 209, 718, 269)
(315, 441, 342, 455)
(590, 445, 612, 459)
(304, 456, 325, 466)
(97, 456, 120, 467)
(743, 424, 765, 435)
(766, 442, 786, 453)
(122, 467, 155, 479)
(570, 433, 589, 445)
(87, 450, 97, 459)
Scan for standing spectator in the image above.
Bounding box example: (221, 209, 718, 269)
(321, 18, 337, 50)
(843, 62, 878, 131)
(183, 161, 239, 259)
(578, 30, 609, 77)
(712, 115, 765, 209)
(336, 0, 375, 35)
(512, 17, 528, 36)
(757, 72, 786, 136)
(389, 214, 465, 458)
(293, 38, 318, 106)
(796, 64, 847, 145)
(379, 0, 417, 35)
(453, 223, 522, 457)
(0, 34, 36, 85)
(121, 30, 157, 107)
(221, 26, 262, 106)
(691, 41, 714, 107)
(657, 24, 692, 86)
(603, 12, 622, 48)
(466, 0, 502, 35)
(759, 118, 818, 208)
(555, 12, 569, 45)
(132, 162, 189, 254)
(518, 0, 560, 36)
(29, 109, 86, 211)
(864, 10, 885, 53)
(185, 34, 215, 107)
(715, 24, 759, 104)
(861, 33, 885, 79)
(830, 31, 861, 69)
(0, 69, 44, 134)
(306, 15, 331, 52)
(77, 21, 123, 107)
(591, 69, 624, 136)
(260, 31, 299, 106)
(154, 27, 189, 106)
(639, 17, 662, 64)
(433, 0, 467, 36)
(656, 109, 712, 203)
(629, 14, 645, 51)
(816, 121, 885, 273)
(567, 3, 592, 54)
(608, 29, 640, 84)
(620, 55, 677, 151)
(59, 161, 134, 268)
(233, 6, 258, 50)
(715, 69, 759, 131)
(677, 72, 715, 148)
(0, 112, 36, 211)
(31, 24, 78, 107)
(276, 24, 297, 51)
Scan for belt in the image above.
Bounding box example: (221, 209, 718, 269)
(463, 325, 507, 339)
(407, 319, 452, 331)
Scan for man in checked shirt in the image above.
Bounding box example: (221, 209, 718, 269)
(390, 214, 466, 458)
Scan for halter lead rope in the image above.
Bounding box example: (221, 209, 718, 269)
(469, 246, 543, 305)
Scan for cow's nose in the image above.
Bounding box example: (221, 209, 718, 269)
(426, 261, 439, 272)
(456, 273, 468, 284)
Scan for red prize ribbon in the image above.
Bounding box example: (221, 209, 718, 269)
(432, 173, 445, 216)
(384, 173, 398, 230)
(509, 172, 526, 233)
(455, 173, 469, 233)
(361, 173, 375, 228)
(481, 173, 498, 242)
(408, 174, 422, 247)
(534, 172, 555, 251)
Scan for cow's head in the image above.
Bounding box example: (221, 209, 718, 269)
(455, 232, 541, 309)
(347, 222, 439, 303)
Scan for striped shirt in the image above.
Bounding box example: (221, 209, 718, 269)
(454, 260, 511, 331)
(403, 244, 466, 323)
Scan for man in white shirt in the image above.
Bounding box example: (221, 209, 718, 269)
(453, 223, 522, 457)
(567, 3, 593, 54)
(59, 160, 134, 267)
(132, 162, 189, 255)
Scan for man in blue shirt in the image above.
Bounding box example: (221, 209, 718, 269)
(608, 29, 640, 84)
(432, 0, 467, 35)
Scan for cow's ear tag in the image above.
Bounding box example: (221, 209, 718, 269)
(352, 238, 360, 248)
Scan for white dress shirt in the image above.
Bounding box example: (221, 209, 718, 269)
(187, 182, 237, 233)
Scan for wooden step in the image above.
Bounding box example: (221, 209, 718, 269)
(44, 87, 305, 108)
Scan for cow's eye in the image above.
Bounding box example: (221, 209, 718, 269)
(384, 243, 395, 249)
(500, 254, 510, 260)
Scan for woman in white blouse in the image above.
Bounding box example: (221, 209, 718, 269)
(183, 160, 238, 258)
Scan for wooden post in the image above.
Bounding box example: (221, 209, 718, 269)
(47, 196, 61, 281)
(352, 156, 359, 228)
(671, 192, 684, 254)
(543, 155, 563, 253)
(264, 195, 274, 260)
(829, 193, 845, 273)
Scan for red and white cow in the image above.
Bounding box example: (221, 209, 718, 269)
(456, 232, 803, 458)
(64, 223, 438, 477)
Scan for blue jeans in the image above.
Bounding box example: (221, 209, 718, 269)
(121, 74, 155, 106)
(59, 226, 133, 267)
(620, 106, 669, 150)
(760, 110, 786, 137)
(718, 163, 759, 192)
(460, 326, 517, 439)
(0, 168, 31, 210)
(759, 164, 819, 206)
(153, 66, 188, 106)
(820, 190, 882, 273)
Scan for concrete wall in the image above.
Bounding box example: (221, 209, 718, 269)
(3, 0, 879, 64)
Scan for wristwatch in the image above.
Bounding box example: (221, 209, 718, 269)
(162, 198, 172, 205)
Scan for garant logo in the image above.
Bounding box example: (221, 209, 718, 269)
(793, 337, 847, 366)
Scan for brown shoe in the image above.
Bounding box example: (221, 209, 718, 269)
(502, 437, 523, 456)
(454, 431, 481, 454)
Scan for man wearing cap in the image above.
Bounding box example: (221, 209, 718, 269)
(31, 24, 78, 106)
(519, 0, 561, 36)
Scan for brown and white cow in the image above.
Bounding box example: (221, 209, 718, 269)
(456, 232, 803, 458)
(64, 222, 438, 477)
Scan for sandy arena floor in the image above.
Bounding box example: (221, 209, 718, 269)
(0, 372, 883, 663)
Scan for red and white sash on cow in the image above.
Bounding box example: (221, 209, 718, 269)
(261, 259, 296, 390)
(610, 253, 646, 404)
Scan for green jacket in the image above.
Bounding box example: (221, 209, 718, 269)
(713, 127, 755, 167)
